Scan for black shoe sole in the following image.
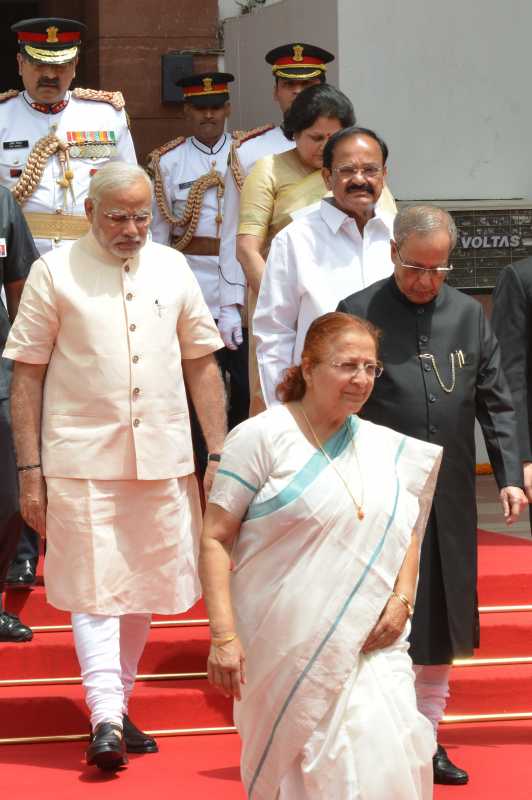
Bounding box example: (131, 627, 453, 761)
(125, 742, 159, 754)
(87, 745, 127, 771)
(434, 776, 469, 785)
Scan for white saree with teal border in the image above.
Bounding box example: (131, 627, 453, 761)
(209, 404, 442, 799)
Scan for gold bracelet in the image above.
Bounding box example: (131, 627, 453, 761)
(391, 591, 414, 618)
(211, 633, 237, 647)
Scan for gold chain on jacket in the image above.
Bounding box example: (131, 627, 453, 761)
(11, 128, 74, 207)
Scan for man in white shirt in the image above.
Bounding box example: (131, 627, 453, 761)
(218, 43, 335, 348)
(254, 126, 395, 406)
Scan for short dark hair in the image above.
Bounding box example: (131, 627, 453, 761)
(283, 84, 355, 140)
(322, 126, 389, 171)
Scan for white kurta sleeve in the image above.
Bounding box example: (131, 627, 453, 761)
(254, 230, 301, 407)
(219, 168, 246, 308)
(3, 257, 59, 364)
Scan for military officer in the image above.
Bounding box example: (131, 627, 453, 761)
(0, 16, 136, 586)
(218, 43, 335, 348)
(148, 72, 247, 471)
(0, 17, 136, 256)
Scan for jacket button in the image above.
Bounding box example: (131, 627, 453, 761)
(419, 334, 428, 344)
(429, 425, 437, 434)
(133, 418, 140, 427)
(417, 307, 425, 315)
(429, 394, 436, 403)
(132, 355, 139, 363)
(423, 363, 431, 372)
(126, 292, 133, 301)
(129, 323, 136, 331)
(125, 265, 130, 272)
(133, 387, 140, 396)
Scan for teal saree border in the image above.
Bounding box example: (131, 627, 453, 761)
(246, 415, 360, 521)
(248, 435, 407, 797)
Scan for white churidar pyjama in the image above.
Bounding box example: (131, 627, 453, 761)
(72, 612, 151, 730)
(414, 664, 451, 734)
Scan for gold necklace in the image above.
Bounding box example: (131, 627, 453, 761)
(299, 404, 365, 520)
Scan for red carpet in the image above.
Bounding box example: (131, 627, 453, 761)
(1, 528, 531, 797)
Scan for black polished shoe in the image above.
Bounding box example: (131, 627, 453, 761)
(123, 714, 158, 753)
(86, 722, 128, 771)
(5, 558, 37, 589)
(433, 744, 468, 785)
(0, 611, 33, 642)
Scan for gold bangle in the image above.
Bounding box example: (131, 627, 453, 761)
(211, 633, 237, 647)
(391, 591, 414, 618)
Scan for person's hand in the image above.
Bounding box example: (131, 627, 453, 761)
(207, 635, 246, 700)
(217, 305, 243, 351)
(500, 485, 528, 524)
(362, 594, 410, 653)
(19, 470, 47, 538)
(523, 463, 532, 503)
(203, 459, 220, 496)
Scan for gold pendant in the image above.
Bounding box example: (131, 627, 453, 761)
(357, 509, 364, 521)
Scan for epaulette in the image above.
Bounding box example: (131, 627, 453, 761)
(145, 137, 186, 177)
(0, 89, 19, 104)
(72, 88, 125, 111)
(231, 124, 275, 149)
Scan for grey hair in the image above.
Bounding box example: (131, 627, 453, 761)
(87, 162, 152, 205)
(393, 205, 457, 250)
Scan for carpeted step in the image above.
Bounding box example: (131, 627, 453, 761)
(476, 611, 532, 658)
(447, 663, 532, 716)
(0, 626, 211, 682)
(0, 678, 233, 739)
(477, 529, 532, 606)
(4, 584, 207, 628)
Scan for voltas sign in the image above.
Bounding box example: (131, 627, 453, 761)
(445, 205, 532, 291)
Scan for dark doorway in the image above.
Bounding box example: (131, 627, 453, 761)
(0, 3, 39, 92)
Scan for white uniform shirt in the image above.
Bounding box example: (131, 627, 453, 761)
(4, 231, 223, 480)
(219, 125, 293, 308)
(151, 133, 232, 318)
(0, 91, 136, 254)
(254, 198, 396, 406)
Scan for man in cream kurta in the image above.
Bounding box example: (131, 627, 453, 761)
(4, 163, 226, 771)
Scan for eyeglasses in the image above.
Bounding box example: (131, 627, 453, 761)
(395, 245, 453, 276)
(332, 163, 383, 180)
(328, 361, 384, 379)
(102, 210, 152, 227)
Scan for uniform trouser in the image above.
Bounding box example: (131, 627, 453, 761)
(414, 664, 451, 735)
(71, 612, 152, 730)
(0, 397, 22, 598)
(11, 522, 39, 563)
(190, 332, 249, 477)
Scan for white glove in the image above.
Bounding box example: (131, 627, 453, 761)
(217, 304, 244, 350)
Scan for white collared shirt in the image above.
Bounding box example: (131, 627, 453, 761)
(254, 197, 395, 407)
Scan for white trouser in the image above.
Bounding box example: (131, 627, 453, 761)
(72, 612, 152, 730)
(413, 664, 451, 735)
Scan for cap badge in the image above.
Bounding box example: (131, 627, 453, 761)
(46, 26, 59, 44)
(202, 77, 213, 92)
(293, 44, 304, 62)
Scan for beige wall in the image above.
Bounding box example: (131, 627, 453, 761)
(223, 0, 339, 131)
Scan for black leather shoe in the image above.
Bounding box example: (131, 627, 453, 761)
(0, 611, 33, 642)
(86, 722, 128, 771)
(433, 744, 468, 785)
(5, 558, 37, 589)
(123, 714, 158, 753)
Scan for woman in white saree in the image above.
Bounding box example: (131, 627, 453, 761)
(199, 312, 442, 800)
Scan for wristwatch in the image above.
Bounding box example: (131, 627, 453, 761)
(207, 453, 221, 462)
